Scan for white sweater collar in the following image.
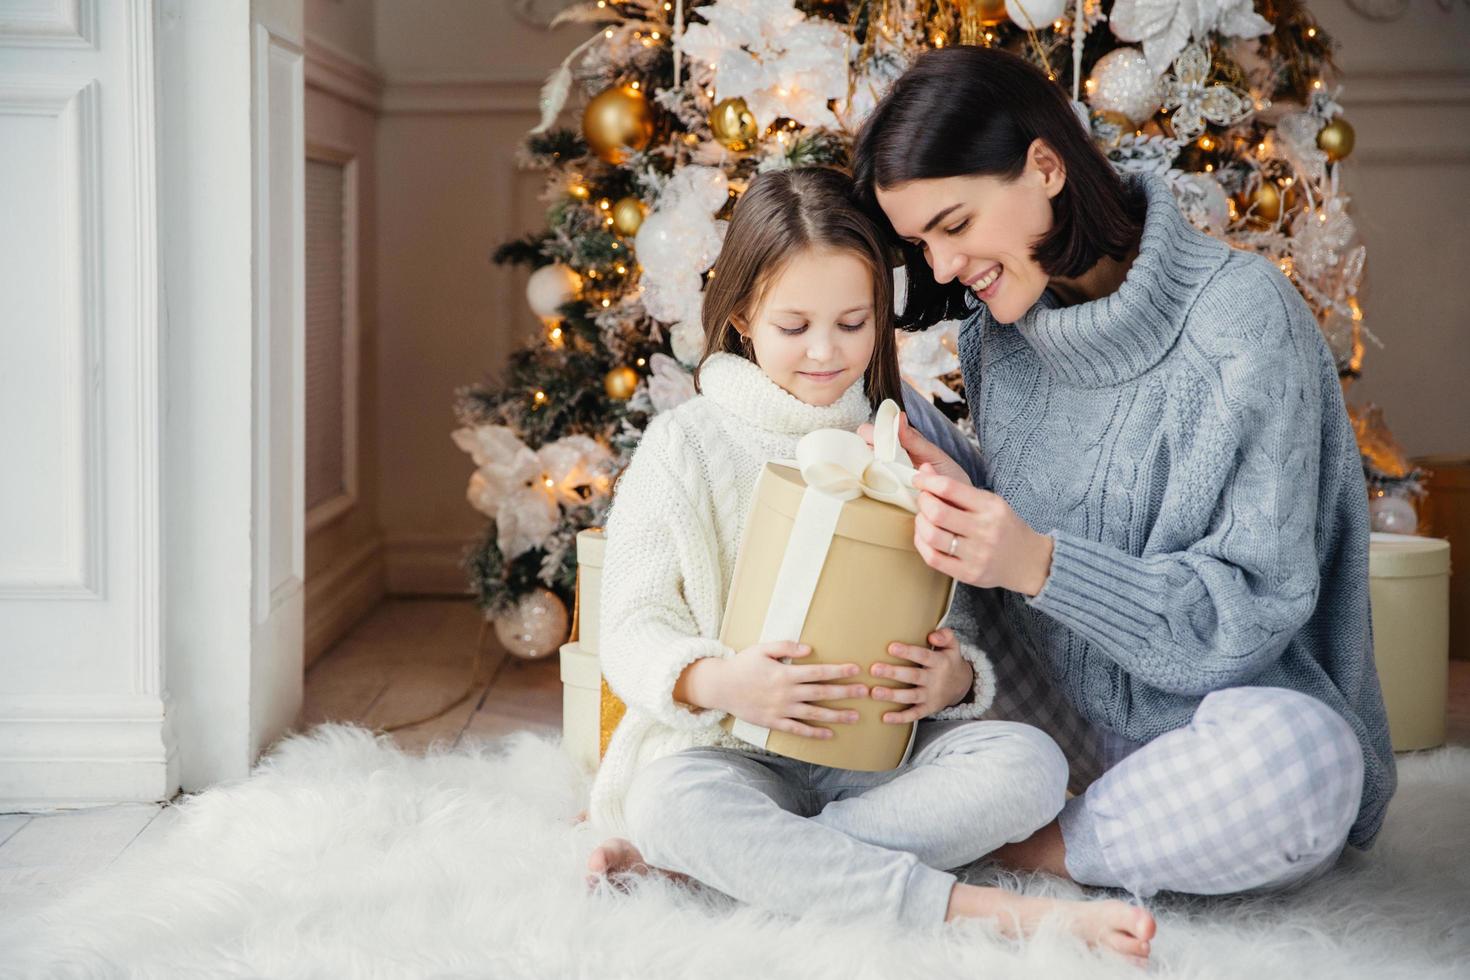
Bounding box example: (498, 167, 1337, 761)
(696, 352, 873, 436)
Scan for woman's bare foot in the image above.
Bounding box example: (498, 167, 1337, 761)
(585, 837, 688, 890)
(947, 883, 1156, 961)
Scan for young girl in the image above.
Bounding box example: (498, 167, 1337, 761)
(585, 168, 1155, 958)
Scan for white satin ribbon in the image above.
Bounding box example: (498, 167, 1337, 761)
(795, 399, 920, 513)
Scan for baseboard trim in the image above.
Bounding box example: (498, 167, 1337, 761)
(383, 535, 475, 596)
(305, 535, 388, 666)
(0, 694, 179, 808)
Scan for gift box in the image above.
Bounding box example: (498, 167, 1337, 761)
(559, 528, 625, 771)
(719, 401, 955, 771)
(1369, 531, 1451, 751)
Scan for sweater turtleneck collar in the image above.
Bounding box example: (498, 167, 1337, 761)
(696, 352, 873, 436)
(966, 173, 1232, 389)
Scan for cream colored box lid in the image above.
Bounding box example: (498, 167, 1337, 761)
(576, 528, 606, 566)
(559, 641, 600, 686)
(1369, 532, 1451, 579)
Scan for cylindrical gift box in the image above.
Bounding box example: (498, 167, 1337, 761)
(1369, 532, 1451, 751)
(718, 462, 954, 771)
(576, 529, 607, 655)
(1412, 455, 1470, 660)
(559, 641, 601, 772)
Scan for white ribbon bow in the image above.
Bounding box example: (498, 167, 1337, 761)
(795, 399, 919, 512)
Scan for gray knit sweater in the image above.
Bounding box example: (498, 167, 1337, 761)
(904, 173, 1395, 849)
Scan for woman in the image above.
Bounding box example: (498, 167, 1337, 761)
(849, 45, 1395, 898)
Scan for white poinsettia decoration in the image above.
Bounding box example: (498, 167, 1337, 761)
(452, 426, 613, 559)
(896, 321, 964, 404)
(1110, 0, 1271, 77)
(678, 0, 851, 131)
(1160, 43, 1253, 142)
(635, 166, 730, 365)
(645, 352, 698, 413)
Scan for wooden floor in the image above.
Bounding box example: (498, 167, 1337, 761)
(2, 596, 1467, 919)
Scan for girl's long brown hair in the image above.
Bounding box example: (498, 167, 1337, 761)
(695, 167, 903, 409)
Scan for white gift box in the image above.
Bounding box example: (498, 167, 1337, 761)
(1369, 532, 1452, 751)
(560, 529, 614, 771)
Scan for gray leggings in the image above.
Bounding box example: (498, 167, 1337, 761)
(623, 719, 1069, 927)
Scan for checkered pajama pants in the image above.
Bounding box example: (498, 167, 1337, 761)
(970, 589, 1365, 899)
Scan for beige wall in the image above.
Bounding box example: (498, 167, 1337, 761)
(372, 3, 595, 593)
(362, 0, 1468, 596)
(1316, 0, 1470, 460)
(303, 0, 389, 653)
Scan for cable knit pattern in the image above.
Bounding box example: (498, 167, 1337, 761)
(589, 353, 998, 837)
(936, 172, 1395, 848)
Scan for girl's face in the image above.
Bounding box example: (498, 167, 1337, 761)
(734, 247, 876, 408)
(874, 140, 1064, 324)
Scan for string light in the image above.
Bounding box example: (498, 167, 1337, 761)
(604, 28, 613, 38)
(636, 357, 646, 366)
(601, 298, 611, 307)
(630, 80, 640, 90)
(533, 389, 547, 405)
(1306, 27, 1317, 38)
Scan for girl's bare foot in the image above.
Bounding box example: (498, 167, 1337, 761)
(947, 883, 1156, 961)
(585, 837, 688, 890)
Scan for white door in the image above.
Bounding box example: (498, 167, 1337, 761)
(0, 0, 306, 805)
(247, 0, 306, 763)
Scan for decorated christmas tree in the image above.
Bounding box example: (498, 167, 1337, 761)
(454, 0, 1404, 652)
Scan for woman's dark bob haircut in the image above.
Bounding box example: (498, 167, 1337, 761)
(852, 46, 1143, 330)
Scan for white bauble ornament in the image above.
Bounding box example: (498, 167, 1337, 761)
(1369, 494, 1418, 535)
(526, 263, 582, 319)
(1174, 172, 1231, 235)
(1005, 0, 1066, 30)
(670, 320, 706, 367)
(1088, 48, 1162, 126)
(493, 588, 570, 660)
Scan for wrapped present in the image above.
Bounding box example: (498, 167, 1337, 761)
(560, 529, 625, 771)
(1369, 532, 1451, 751)
(719, 400, 955, 771)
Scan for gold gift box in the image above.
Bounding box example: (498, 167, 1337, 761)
(718, 462, 954, 771)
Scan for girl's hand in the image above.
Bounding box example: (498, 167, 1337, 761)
(870, 628, 974, 724)
(690, 642, 870, 739)
(911, 464, 1055, 596)
(857, 411, 970, 487)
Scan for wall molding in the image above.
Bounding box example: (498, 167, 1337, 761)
(0, 693, 177, 807)
(381, 75, 543, 116)
(0, 0, 95, 48)
(384, 534, 475, 596)
(0, 78, 105, 601)
(304, 32, 384, 114)
(304, 534, 385, 666)
(1342, 69, 1470, 108)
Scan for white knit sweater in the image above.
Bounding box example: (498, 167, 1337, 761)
(588, 352, 998, 836)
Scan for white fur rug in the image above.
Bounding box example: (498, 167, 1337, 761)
(2, 726, 1467, 979)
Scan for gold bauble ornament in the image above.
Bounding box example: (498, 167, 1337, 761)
(1249, 181, 1283, 225)
(611, 196, 646, 236)
(1316, 117, 1355, 163)
(583, 85, 654, 165)
(970, 0, 1009, 26)
(709, 97, 759, 151)
(604, 365, 639, 401)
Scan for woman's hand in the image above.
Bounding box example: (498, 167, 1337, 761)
(857, 411, 970, 487)
(911, 464, 1055, 596)
(870, 628, 974, 724)
(680, 642, 870, 739)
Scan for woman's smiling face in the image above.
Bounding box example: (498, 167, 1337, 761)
(874, 140, 1065, 324)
